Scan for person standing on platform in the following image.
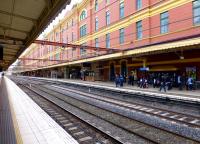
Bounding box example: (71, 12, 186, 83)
(178, 75, 182, 90)
(153, 77, 156, 88)
(137, 77, 141, 87)
(70, 73, 72, 79)
(131, 74, 134, 86)
(123, 73, 126, 83)
(115, 74, 119, 87)
(80, 71, 83, 80)
(140, 77, 143, 88)
(128, 75, 132, 85)
(120, 74, 124, 87)
(159, 77, 166, 92)
(187, 76, 193, 90)
(144, 78, 148, 88)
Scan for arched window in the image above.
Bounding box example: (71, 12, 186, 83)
(80, 10, 87, 21)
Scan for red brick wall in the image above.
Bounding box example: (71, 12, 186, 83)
(26, 0, 200, 68)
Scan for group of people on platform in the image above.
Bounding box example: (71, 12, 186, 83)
(114, 73, 196, 92)
(177, 75, 194, 91)
(114, 74, 126, 87)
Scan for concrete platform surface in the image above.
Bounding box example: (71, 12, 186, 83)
(0, 77, 17, 144)
(4, 76, 79, 144)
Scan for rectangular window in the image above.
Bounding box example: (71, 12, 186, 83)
(56, 52, 59, 60)
(106, 0, 110, 4)
(136, 0, 142, 10)
(56, 32, 59, 42)
(72, 19, 74, 26)
(49, 46, 51, 60)
(95, 0, 98, 11)
(160, 11, 169, 34)
(193, 0, 200, 25)
(106, 33, 110, 48)
(106, 11, 110, 25)
(136, 20, 142, 39)
(80, 48, 86, 56)
(71, 32, 74, 42)
(61, 29, 64, 42)
(63, 34, 67, 43)
(66, 35, 68, 43)
(80, 25, 87, 37)
(95, 18, 98, 31)
(119, 28, 124, 44)
(95, 38, 99, 47)
(50, 36, 53, 60)
(72, 48, 76, 58)
(80, 43, 87, 56)
(119, 1, 124, 19)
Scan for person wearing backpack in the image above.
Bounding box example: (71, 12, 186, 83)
(187, 76, 193, 90)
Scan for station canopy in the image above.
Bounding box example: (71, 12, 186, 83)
(0, 0, 71, 71)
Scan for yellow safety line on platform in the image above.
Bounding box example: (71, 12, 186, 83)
(5, 78, 23, 144)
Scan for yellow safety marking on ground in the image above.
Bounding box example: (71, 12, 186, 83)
(5, 80, 23, 144)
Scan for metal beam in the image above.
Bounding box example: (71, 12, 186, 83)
(34, 40, 119, 51)
(0, 10, 36, 22)
(9, 65, 38, 67)
(4, 53, 16, 57)
(0, 44, 24, 48)
(3, 46, 19, 50)
(0, 25, 29, 34)
(0, 35, 25, 42)
(4, 49, 19, 53)
(18, 57, 68, 62)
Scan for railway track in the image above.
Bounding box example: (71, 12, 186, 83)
(12, 77, 200, 143)
(19, 84, 125, 144)
(15, 79, 160, 144)
(51, 84, 200, 128)
(40, 84, 200, 142)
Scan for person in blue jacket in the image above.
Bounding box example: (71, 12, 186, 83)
(119, 74, 124, 87)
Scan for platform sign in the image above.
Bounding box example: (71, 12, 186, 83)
(139, 67, 149, 71)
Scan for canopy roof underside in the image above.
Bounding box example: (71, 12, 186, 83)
(0, 0, 71, 71)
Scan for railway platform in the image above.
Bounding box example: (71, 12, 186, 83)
(27, 76, 200, 104)
(0, 76, 79, 144)
(8, 76, 200, 143)
(0, 76, 16, 144)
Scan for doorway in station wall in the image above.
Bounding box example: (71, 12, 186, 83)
(110, 63, 115, 81)
(121, 61, 127, 81)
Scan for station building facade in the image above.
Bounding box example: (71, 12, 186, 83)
(20, 0, 200, 82)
